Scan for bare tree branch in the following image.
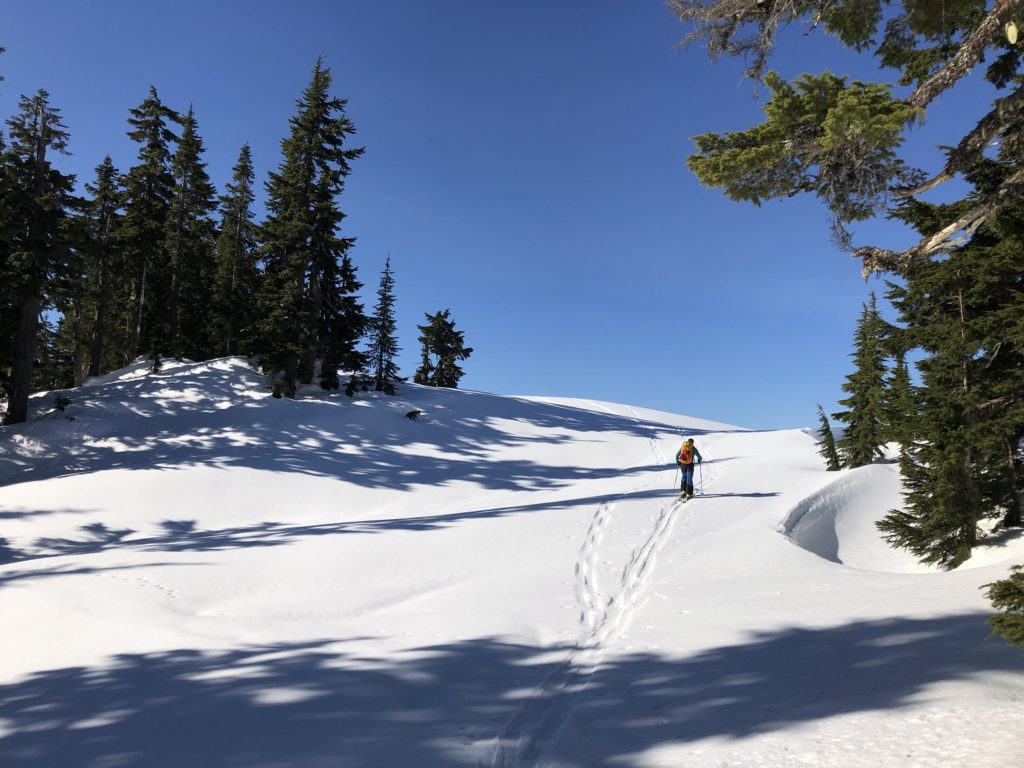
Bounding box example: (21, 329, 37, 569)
(907, 0, 1024, 110)
(857, 166, 1024, 274)
(896, 85, 1024, 197)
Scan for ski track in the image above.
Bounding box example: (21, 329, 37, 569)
(489, 407, 711, 767)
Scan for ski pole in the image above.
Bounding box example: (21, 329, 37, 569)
(699, 461, 704, 495)
(673, 464, 679, 492)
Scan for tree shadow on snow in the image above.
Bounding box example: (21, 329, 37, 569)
(5, 485, 686, 567)
(692, 491, 780, 499)
(0, 613, 1016, 767)
(3, 484, 786, 568)
(0, 359, 745, 496)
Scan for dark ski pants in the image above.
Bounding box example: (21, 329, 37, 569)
(680, 464, 695, 496)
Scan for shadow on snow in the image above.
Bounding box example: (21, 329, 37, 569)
(0, 613, 1016, 767)
(0, 359, 736, 495)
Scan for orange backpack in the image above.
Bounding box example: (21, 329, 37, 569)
(678, 444, 692, 464)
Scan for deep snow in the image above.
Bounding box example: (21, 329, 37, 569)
(0, 357, 1021, 767)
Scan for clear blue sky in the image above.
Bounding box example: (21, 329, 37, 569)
(0, 1, 989, 429)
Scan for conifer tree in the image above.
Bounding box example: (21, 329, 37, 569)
(815, 404, 841, 471)
(881, 347, 916, 455)
(414, 309, 472, 388)
(163, 105, 216, 360)
(366, 255, 401, 394)
(82, 156, 124, 376)
(212, 143, 258, 357)
(0, 90, 77, 424)
(985, 566, 1024, 646)
(256, 59, 365, 395)
(877, 260, 982, 567)
(877, 193, 1023, 568)
(47, 211, 91, 388)
(833, 293, 889, 467)
(120, 87, 179, 362)
(672, 0, 1024, 272)
(0, 127, 13, 401)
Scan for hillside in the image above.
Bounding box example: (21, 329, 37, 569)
(1, 358, 1021, 767)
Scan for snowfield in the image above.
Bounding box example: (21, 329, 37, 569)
(0, 357, 1021, 767)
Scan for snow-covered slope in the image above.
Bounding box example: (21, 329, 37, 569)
(0, 358, 1021, 767)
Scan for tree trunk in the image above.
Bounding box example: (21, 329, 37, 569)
(299, 268, 319, 385)
(88, 261, 108, 377)
(130, 255, 148, 360)
(71, 306, 85, 388)
(3, 293, 42, 425)
(1005, 441, 1024, 528)
(88, 211, 113, 378)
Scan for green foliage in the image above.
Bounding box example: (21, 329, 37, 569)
(688, 71, 917, 244)
(414, 309, 473, 388)
(0, 90, 77, 424)
(833, 293, 889, 467)
(163, 106, 217, 361)
(877, 197, 1024, 569)
(255, 59, 366, 395)
(985, 566, 1024, 646)
(881, 347, 916, 453)
(212, 144, 259, 357)
(674, 0, 1022, 264)
(120, 86, 179, 361)
(81, 157, 127, 377)
(366, 256, 401, 394)
(815, 404, 842, 471)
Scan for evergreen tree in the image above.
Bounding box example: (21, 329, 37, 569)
(46, 208, 91, 388)
(877, 192, 1024, 568)
(672, 0, 1024, 272)
(256, 59, 365, 395)
(815, 404, 842, 471)
(0, 127, 14, 402)
(877, 258, 983, 567)
(120, 86, 179, 362)
(211, 143, 258, 357)
(881, 346, 916, 455)
(82, 156, 124, 376)
(163, 105, 216, 360)
(366, 255, 401, 394)
(0, 90, 77, 424)
(833, 293, 888, 467)
(985, 566, 1024, 646)
(414, 309, 472, 388)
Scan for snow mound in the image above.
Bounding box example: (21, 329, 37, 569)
(780, 464, 935, 573)
(781, 463, 1024, 573)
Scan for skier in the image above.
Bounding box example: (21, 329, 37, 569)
(676, 437, 703, 499)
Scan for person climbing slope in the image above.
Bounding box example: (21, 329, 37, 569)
(675, 437, 703, 500)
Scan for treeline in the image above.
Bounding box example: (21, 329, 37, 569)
(0, 59, 473, 423)
(819, 265, 1023, 571)
(670, 0, 1024, 645)
(815, 207, 1024, 643)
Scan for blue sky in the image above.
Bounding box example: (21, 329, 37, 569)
(0, 1, 990, 429)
